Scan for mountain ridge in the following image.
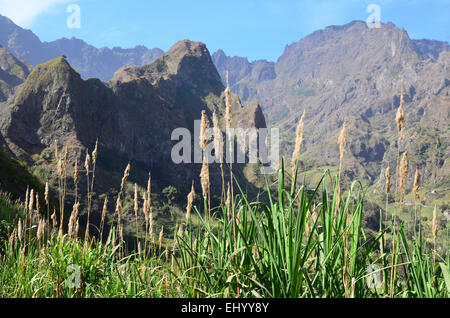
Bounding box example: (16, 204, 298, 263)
(213, 20, 449, 199)
(0, 14, 164, 81)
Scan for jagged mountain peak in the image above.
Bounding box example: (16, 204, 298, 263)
(14, 56, 81, 105)
(111, 39, 223, 99)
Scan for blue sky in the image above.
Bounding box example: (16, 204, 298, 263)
(0, 0, 449, 62)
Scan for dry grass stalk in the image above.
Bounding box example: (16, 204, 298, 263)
(75, 219, 79, 238)
(212, 111, 224, 159)
(37, 218, 45, 244)
(115, 194, 123, 244)
(291, 110, 306, 176)
(385, 167, 391, 195)
(413, 169, 420, 200)
(225, 70, 234, 215)
(25, 187, 29, 213)
(134, 183, 139, 241)
(186, 181, 195, 225)
(149, 209, 154, 245)
(200, 111, 211, 215)
(399, 151, 408, 198)
(158, 226, 164, 253)
(391, 150, 407, 297)
(143, 193, 149, 231)
(68, 202, 80, 238)
(226, 182, 231, 221)
(44, 183, 49, 204)
(336, 122, 346, 217)
(213, 111, 225, 202)
(84, 150, 90, 176)
(432, 205, 438, 263)
(200, 110, 211, 150)
(147, 172, 151, 209)
(28, 189, 34, 214)
(120, 163, 130, 194)
(225, 71, 232, 130)
(396, 86, 405, 137)
(92, 139, 98, 165)
(395, 85, 405, 198)
(73, 161, 79, 198)
(99, 196, 108, 239)
(413, 168, 420, 236)
(35, 193, 40, 214)
(200, 155, 209, 199)
(17, 218, 22, 244)
(44, 182, 50, 228)
(51, 209, 57, 229)
(383, 166, 391, 234)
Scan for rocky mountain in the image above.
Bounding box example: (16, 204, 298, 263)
(215, 21, 449, 199)
(0, 39, 266, 212)
(0, 14, 163, 81)
(212, 49, 276, 93)
(0, 44, 31, 102)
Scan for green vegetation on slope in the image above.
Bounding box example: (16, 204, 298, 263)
(0, 161, 448, 298)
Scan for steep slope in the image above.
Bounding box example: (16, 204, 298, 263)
(0, 14, 163, 81)
(0, 40, 266, 219)
(216, 21, 449, 193)
(0, 44, 31, 102)
(212, 49, 276, 101)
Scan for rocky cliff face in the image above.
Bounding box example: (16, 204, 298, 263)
(0, 14, 163, 81)
(216, 21, 449, 193)
(0, 44, 31, 102)
(0, 40, 266, 203)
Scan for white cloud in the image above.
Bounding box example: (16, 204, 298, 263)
(0, 0, 72, 27)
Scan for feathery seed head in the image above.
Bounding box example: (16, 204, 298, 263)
(159, 226, 164, 251)
(35, 193, 40, 214)
(120, 163, 131, 193)
(291, 110, 306, 168)
(399, 151, 409, 195)
(396, 87, 405, 135)
(25, 187, 29, 212)
(200, 110, 211, 150)
(44, 182, 49, 206)
(51, 209, 57, 228)
(225, 71, 232, 129)
(57, 159, 63, 178)
(134, 183, 139, 218)
(212, 111, 224, 160)
(28, 189, 34, 213)
(200, 156, 209, 198)
(101, 196, 108, 225)
(432, 205, 438, 241)
(84, 150, 90, 176)
(74, 161, 79, 185)
(17, 219, 22, 243)
(413, 168, 420, 200)
(92, 139, 98, 165)
(186, 181, 195, 224)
